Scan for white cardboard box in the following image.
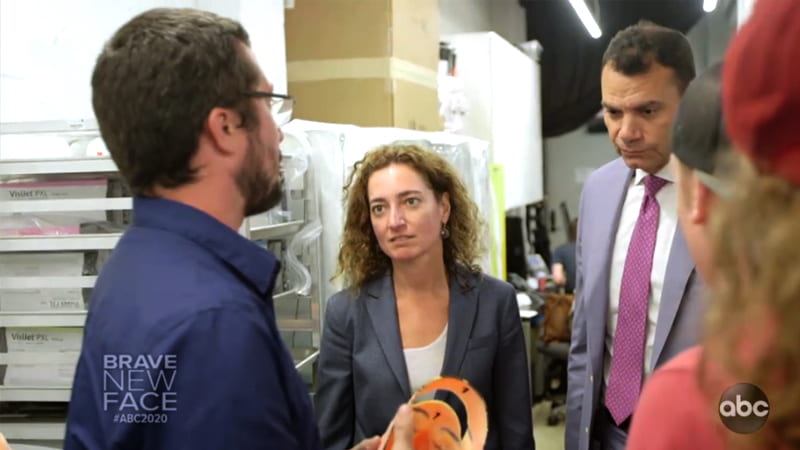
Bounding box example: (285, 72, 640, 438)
(5, 327, 83, 352)
(0, 179, 108, 235)
(0, 253, 86, 311)
(3, 363, 77, 386)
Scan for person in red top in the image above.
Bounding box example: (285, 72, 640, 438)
(627, 0, 800, 448)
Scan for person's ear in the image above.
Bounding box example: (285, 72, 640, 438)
(205, 107, 246, 156)
(439, 192, 451, 224)
(689, 176, 715, 225)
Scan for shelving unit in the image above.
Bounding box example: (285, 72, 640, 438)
(242, 147, 325, 386)
(0, 234, 121, 252)
(0, 312, 87, 328)
(0, 420, 66, 441)
(0, 198, 132, 214)
(1, 120, 324, 442)
(249, 219, 305, 240)
(1, 123, 120, 438)
(0, 158, 118, 177)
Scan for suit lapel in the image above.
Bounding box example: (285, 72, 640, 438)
(364, 275, 411, 399)
(650, 228, 696, 369)
(441, 274, 479, 377)
(586, 160, 633, 369)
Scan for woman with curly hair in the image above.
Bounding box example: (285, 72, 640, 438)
(315, 144, 534, 450)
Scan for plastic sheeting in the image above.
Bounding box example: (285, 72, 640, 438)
(281, 120, 494, 306)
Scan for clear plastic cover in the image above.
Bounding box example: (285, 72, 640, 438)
(281, 120, 495, 305)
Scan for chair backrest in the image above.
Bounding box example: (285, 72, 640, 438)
(541, 293, 574, 343)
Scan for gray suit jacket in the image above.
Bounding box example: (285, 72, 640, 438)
(565, 158, 706, 450)
(315, 270, 535, 450)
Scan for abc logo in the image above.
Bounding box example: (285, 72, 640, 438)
(718, 383, 769, 434)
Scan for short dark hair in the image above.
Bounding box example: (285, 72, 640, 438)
(91, 8, 262, 195)
(602, 20, 696, 93)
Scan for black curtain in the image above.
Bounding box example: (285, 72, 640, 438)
(521, 0, 704, 137)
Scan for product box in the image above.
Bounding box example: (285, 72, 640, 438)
(0, 253, 86, 311)
(285, 0, 443, 130)
(4, 327, 83, 353)
(0, 178, 108, 235)
(1, 326, 82, 386)
(3, 363, 78, 386)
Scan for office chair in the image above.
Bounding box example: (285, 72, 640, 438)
(536, 339, 569, 425)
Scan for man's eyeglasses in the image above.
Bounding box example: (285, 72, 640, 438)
(243, 91, 294, 126)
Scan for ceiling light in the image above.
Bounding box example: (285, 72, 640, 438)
(568, 0, 602, 39)
(704, 0, 718, 12)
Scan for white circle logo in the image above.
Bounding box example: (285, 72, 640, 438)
(718, 383, 769, 434)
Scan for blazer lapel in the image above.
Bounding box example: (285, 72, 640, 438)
(441, 273, 479, 377)
(650, 227, 696, 370)
(364, 274, 411, 399)
(586, 161, 633, 370)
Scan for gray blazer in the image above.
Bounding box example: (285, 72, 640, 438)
(315, 270, 535, 450)
(565, 158, 706, 450)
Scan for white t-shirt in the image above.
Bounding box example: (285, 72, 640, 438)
(403, 324, 448, 393)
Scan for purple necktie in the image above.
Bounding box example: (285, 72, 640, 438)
(605, 174, 668, 425)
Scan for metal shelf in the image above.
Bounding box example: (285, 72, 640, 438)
(0, 157, 117, 178)
(276, 318, 316, 331)
(0, 352, 317, 405)
(0, 118, 99, 135)
(273, 290, 299, 302)
(0, 386, 72, 402)
(0, 311, 87, 327)
(294, 350, 319, 371)
(0, 420, 67, 440)
(0, 234, 121, 252)
(1, 198, 131, 214)
(0, 276, 97, 289)
(0, 127, 323, 428)
(0, 352, 80, 365)
(0, 307, 312, 329)
(249, 220, 305, 240)
(0, 294, 304, 327)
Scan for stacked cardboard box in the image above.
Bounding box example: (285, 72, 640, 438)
(285, 0, 442, 130)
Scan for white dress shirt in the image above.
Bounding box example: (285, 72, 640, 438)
(604, 166, 677, 388)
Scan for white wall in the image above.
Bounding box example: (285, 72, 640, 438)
(489, 0, 528, 44)
(687, 0, 737, 72)
(439, 0, 526, 44)
(439, 0, 491, 36)
(449, 32, 543, 209)
(544, 129, 616, 249)
(0, 0, 286, 123)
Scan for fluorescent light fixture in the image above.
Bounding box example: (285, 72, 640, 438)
(569, 0, 602, 39)
(703, 0, 718, 12)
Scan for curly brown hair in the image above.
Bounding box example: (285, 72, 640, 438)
(335, 144, 485, 290)
(701, 153, 800, 448)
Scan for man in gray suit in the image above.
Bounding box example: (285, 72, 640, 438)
(566, 22, 705, 450)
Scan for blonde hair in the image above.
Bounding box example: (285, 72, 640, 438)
(335, 144, 484, 290)
(702, 153, 800, 447)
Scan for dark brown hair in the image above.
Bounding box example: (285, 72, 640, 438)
(603, 20, 696, 93)
(91, 8, 261, 195)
